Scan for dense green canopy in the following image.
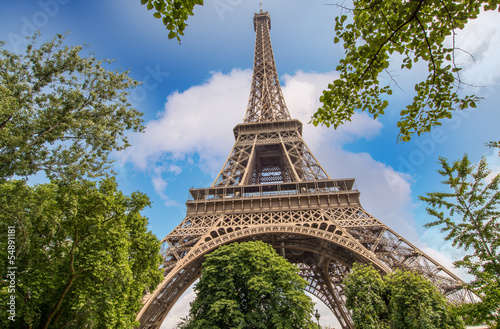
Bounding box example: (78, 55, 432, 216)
(178, 241, 318, 329)
(344, 263, 465, 329)
(0, 178, 162, 328)
(0, 33, 143, 180)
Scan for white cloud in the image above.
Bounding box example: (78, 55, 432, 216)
(281, 71, 383, 148)
(120, 67, 418, 239)
(160, 286, 196, 329)
(121, 69, 431, 327)
(120, 69, 384, 177)
(452, 10, 500, 87)
(119, 68, 252, 175)
(151, 167, 179, 207)
(485, 148, 500, 183)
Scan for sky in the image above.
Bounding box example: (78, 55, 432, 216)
(1, 0, 499, 327)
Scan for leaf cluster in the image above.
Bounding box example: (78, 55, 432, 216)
(420, 154, 500, 327)
(0, 33, 144, 180)
(0, 31, 162, 329)
(140, 0, 204, 41)
(344, 263, 464, 329)
(0, 178, 163, 329)
(179, 241, 317, 329)
(486, 140, 500, 156)
(313, 1, 499, 141)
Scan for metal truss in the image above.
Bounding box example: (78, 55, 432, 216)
(136, 9, 475, 329)
(244, 10, 291, 123)
(213, 123, 330, 186)
(138, 201, 474, 329)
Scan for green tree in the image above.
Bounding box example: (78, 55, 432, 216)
(386, 270, 464, 329)
(140, 0, 203, 41)
(180, 241, 317, 329)
(344, 263, 388, 329)
(420, 155, 500, 328)
(0, 33, 143, 180)
(311, 1, 499, 142)
(0, 178, 163, 329)
(344, 263, 464, 329)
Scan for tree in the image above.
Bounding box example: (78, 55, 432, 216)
(420, 155, 500, 328)
(0, 30, 162, 328)
(344, 263, 464, 329)
(0, 33, 144, 180)
(140, 0, 203, 41)
(179, 241, 317, 329)
(344, 263, 388, 329)
(312, 1, 499, 141)
(0, 178, 163, 329)
(386, 270, 464, 329)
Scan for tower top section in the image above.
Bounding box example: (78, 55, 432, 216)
(253, 9, 270, 31)
(244, 11, 291, 123)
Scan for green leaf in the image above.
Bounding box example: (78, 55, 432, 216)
(0, 33, 144, 180)
(167, 30, 177, 39)
(314, 0, 485, 141)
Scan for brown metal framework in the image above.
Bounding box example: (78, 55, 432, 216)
(136, 10, 474, 329)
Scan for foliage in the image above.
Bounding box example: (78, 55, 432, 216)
(344, 263, 388, 329)
(0, 178, 163, 329)
(312, 1, 500, 141)
(420, 155, 500, 327)
(386, 270, 464, 329)
(0, 33, 144, 181)
(486, 141, 500, 156)
(140, 0, 204, 41)
(179, 241, 317, 329)
(344, 263, 464, 329)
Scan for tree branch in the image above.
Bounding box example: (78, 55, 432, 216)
(358, 0, 425, 83)
(415, 15, 437, 84)
(40, 230, 79, 329)
(0, 115, 13, 130)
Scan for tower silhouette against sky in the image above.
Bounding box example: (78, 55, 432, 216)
(137, 10, 473, 329)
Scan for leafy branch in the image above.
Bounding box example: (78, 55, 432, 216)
(140, 0, 204, 42)
(420, 154, 500, 326)
(313, 1, 497, 141)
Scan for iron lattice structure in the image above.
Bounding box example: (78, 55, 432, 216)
(137, 10, 474, 329)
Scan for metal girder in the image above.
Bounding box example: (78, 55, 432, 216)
(213, 129, 330, 186)
(244, 11, 291, 123)
(136, 9, 474, 329)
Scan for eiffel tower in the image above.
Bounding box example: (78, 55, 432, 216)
(137, 9, 474, 329)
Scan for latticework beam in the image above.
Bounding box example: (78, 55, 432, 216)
(244, 10, 291, 123)
(136, 9, 474, 329)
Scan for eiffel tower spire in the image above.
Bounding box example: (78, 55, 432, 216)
(136, 11, 474, 329)
(212, 11, 329, 187)
(244, 9, 291, 123)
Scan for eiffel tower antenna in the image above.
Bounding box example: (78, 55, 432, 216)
(245, 8, 291, 123)
(136, 11, 474, 329)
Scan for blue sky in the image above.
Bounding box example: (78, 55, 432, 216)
(1, 0, 499, 327)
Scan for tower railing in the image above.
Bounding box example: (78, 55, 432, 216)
(187, 179, 358, 201)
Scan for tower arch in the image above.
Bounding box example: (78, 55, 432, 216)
(136, 9, 474, 329)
